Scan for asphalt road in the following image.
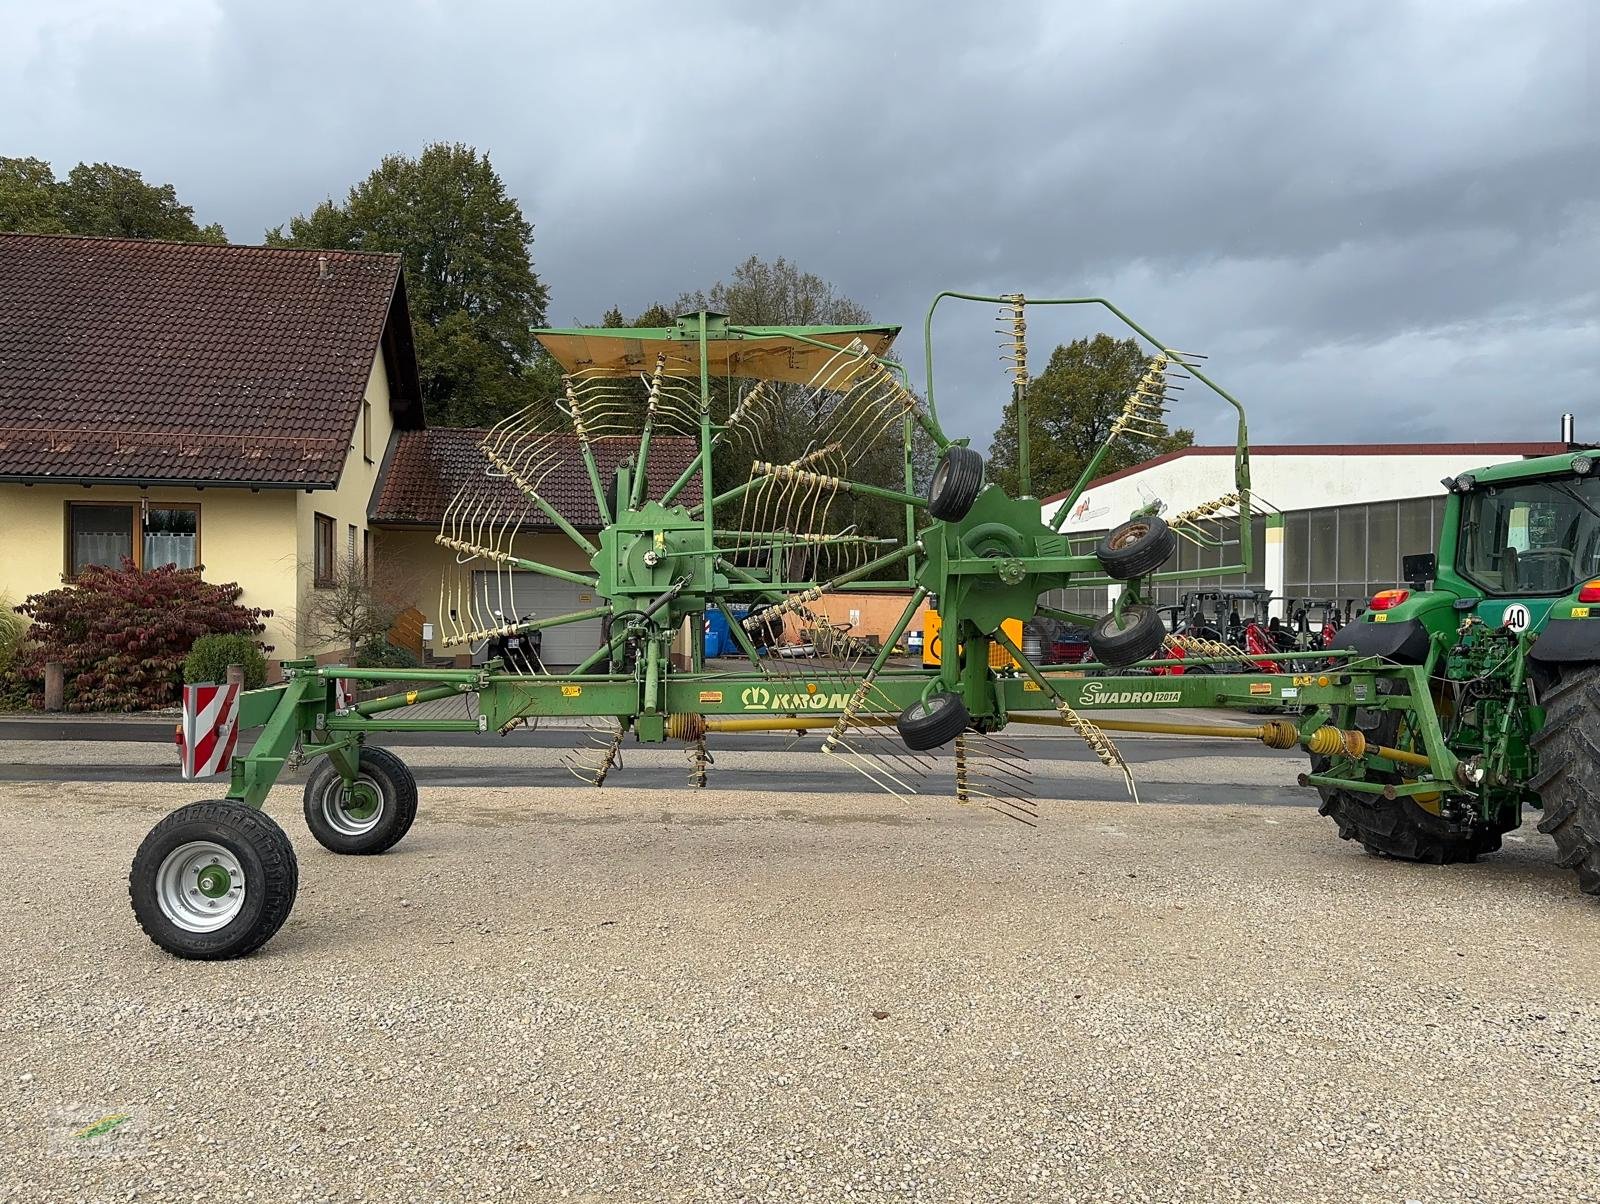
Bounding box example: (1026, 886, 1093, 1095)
(0, 714, 1305, 807)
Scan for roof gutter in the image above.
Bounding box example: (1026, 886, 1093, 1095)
(0, 474, 337, 490)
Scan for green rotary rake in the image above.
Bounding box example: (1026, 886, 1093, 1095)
(129, 294, 1507, 959)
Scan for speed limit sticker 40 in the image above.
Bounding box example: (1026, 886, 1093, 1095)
(1503, 603, 1531, 632)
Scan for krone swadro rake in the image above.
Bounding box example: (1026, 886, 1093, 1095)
(130, 296, 1519, 960)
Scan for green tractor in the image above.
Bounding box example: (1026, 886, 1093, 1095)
(1318, 447, 1600, 890)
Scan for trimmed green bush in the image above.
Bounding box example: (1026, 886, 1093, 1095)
(184, 633, 268, 690)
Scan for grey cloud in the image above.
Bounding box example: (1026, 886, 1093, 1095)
(4, 0, 1594, 451)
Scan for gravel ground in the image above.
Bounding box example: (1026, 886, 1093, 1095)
(2, 777, 1598, 1203)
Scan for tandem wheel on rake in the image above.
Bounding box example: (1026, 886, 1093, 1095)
(301, 745, 419, 856)
(129, 744, 422, 959)
(129, 801, 299, 961)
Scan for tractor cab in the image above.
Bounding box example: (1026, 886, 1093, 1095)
(1339, 449, 1600, 662)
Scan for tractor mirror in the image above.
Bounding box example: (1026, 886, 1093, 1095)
(1402, 552, 1436, 590)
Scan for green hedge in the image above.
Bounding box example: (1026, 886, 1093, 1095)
(183, 633, 268, 690)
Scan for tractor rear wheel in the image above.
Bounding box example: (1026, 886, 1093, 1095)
(1311, 704, 1501, 864)
(1530, 664, 1600, 895)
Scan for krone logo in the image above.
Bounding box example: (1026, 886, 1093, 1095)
(740, 685, 771, 708)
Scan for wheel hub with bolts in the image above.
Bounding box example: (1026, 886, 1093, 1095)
(155, 840, 245, 933)
(318, 773, 385, 836)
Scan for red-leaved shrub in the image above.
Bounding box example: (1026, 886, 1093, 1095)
(15, 561, 264, 712)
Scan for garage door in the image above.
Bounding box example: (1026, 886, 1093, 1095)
(471, 571, 605, 667)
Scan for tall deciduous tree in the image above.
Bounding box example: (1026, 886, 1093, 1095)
(989, 335, 1194, 498)
(626, 256, 930, 561)
(267, 143, 550, 427)
(0, 157, 226, 242)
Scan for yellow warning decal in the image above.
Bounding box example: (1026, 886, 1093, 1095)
(1249, 682, 1272, 696)
(561, 685, 582, 698)
(1373, 613, 1388, 622)
(1573, 606, 1592, 618)
(406, 689, 418, 705)
(699, 690, 723, 703)
(1023, 681, 1041, 692)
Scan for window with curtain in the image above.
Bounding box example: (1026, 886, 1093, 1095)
(143, 507, 198, 569)
(315, 514, 336, 587)
(69, 505, 134, 576)
(68, 503, 199, 576)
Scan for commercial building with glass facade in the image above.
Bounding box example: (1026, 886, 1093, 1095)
(1042, 442, 1569, 622)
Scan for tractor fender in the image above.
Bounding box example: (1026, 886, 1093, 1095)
(1329, 617, 1431, 664)
(1530, 618, 1600, 665)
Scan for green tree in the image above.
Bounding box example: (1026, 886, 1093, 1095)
(988, 334, 1194, 498)
(267, 143, 550, 427)
(628, 256, 930, 563)
(0, 157, 67, 233)
(668, 254, 871, 326)
(0, 157, 226, 241)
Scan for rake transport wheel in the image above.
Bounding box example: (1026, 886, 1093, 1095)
(129, 801, 299, 960)
(927, 446, 985, 521)
(897, 691, 971, 751)
(1530, 664, 1600, 895)
(1311, 705, 1500, 865)
(1088, 604, 1167, 669)
(302, 745, 419, 856)
(1095, 516, 1177, 581)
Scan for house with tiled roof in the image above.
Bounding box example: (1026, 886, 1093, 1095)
(0, 232, 424, 667)
(0, 232, 699, 674)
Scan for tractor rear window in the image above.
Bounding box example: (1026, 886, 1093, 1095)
(1458, 476, 1600, 595)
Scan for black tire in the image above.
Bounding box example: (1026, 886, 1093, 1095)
(897, 692, 970, 751)
(927, 446, 985, 521)
(1529, 664, 1600, 894)
(1095, 516, 1177, 581)
(129, 800, 299, 960)
(302, 745, 418, 856)
(1312, 705, 1500, 864)
(1088, 604, 1167, 669)
(744, 602, 784, 649)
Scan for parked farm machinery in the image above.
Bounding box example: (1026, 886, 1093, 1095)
(129, 297, 1600, 958)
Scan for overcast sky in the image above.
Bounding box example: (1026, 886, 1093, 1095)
(5, 0, 1595, 451)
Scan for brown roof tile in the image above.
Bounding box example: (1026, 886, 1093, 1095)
(0, 233, 419, 487)
(370, 428, 703, 529)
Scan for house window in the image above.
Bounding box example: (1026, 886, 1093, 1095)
(362, 396, 373, 463)
(314, 513, 336, 588)
(67, 502, 199, 577)
(362, 528, 371, 581)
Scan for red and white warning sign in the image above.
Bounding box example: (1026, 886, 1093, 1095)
(179, 681, 241, 780)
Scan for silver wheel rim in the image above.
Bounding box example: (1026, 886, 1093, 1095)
(156, 840, 246, 933)
(317, 772, 386, 837)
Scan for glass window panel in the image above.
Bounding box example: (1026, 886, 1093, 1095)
(1337, 506, 1366, 586)
(1308, 509, 1337, 583)
(70, 505, 134, 576)
(1397, 498, 1436, 563)
(1366, 502, 1397, 587)
(1286, 511, 1310, 588)
(1247, 515, 1267, 585)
